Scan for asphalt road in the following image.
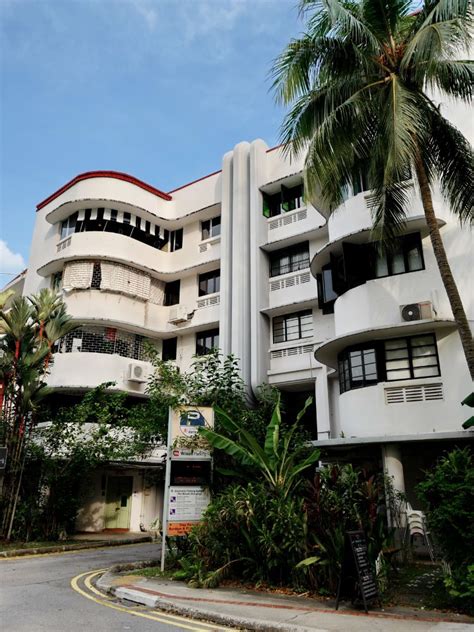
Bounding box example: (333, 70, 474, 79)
(0, 542, 225, 632)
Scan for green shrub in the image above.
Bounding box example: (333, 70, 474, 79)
(416, 446, 474, 613)
(187, 483, 307, 587)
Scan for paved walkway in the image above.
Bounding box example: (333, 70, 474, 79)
(98, 568, 474, 632)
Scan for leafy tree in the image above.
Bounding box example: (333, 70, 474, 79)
(19, 383, 154, 540)
(272, 0, 474, 377)
(416, 446, 474, 612)
(0, 291, 76, 539)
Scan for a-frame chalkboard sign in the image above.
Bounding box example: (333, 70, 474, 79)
(335, 530, 379, 613)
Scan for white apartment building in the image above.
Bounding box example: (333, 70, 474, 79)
(15, 104, 473, 532)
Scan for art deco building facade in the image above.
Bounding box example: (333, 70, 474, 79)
(15, 105, 473, 532)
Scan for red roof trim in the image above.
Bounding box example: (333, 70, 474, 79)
(36, 170, 172, 210)
(167, 169, 221, 194)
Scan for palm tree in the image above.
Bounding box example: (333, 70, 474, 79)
(272, 0, 474, 378)
(0, 292, 77, 539)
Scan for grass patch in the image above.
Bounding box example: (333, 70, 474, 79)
(133, 566, 175, 580)
(0, 540, 82, 552)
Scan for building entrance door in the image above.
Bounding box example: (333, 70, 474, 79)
(105, 476, 133, 530)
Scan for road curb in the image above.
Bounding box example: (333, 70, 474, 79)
(0, 536, 153, 558)
(97, 564, 474, 631)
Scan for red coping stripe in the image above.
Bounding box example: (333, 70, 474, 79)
(36, 171, 172, 210)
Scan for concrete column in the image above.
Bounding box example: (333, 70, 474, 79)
(230, 142, 251, 388)
(382, 443, 406, 529)
(315, 366, 331, 439)
(219, 151, 234, 356)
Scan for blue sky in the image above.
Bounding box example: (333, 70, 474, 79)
(0, 0, 300, 279)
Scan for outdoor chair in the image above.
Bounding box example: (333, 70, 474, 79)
(404, 508, 435, 562)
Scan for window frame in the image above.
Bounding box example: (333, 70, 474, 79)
(269, 242, 310, 277)
(272, 309, 313, 344)
(198, 269, 220, 296)
(337, 333, 441, 393)
(196, 328, 219, 356)
(164, 280, 180, 306)
(201, 216, 221, 241)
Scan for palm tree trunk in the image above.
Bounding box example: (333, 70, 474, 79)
(414, 154, 474, 381)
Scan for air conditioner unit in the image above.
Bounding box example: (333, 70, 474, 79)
(400, 301, 433, 322)
(168, 305, 188, 324)
(127, 363, 147, 383)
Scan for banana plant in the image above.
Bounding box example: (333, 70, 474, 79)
(199, 394, 320, 498)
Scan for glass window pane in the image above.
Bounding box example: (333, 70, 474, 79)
(365, 363, 377, 379)
(386, 349, 409, 360)
(363, 349, 376, 363)
(391, 249, 405, 274)
(411, 335, 435, 347)
(412, 344, 436, 358)
(412, 356, 437, 368)
(375, 253, 388, 277)
(407, 243, 423, 271)
(385, 339, 408, 351)
(351, 365, 363, 380)
(386, 359, 410, 370)
(413, 366, 439, 378)
(386, 369, 411, 380)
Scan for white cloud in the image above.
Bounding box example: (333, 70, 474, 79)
(0, 240, 26, 275)
(125, 0, 158, 31)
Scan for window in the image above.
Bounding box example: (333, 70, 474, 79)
(317, 232, 424, 307)
(91, 262, 101, 289)
(270, 242, 309, 277)
(56, 326, 148, 360)
(169, 228, 183, 252)
(164, 280, 180, 306)
(196, 328, 219, 356)
(273, 310, 312, 344)
(384, 334, 440, 381)
(317, 264, 338, 314)
(162, 337, 177, 361)
(60, 213, 77, 240)
(58, 209, 167, 251)
(51, 271, 63, 291)
(262, 183, 304, 218)
(198, 269, 220, 296)
(338, 346, 379, 393)
(374, 233, 424, 278)
(337, 333, 440, 393)
(201, 216, 221, 240)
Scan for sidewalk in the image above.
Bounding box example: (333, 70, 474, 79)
(98, 566, 474, 632)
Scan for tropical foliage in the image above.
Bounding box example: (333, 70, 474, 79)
(0, 290, 77, 539)
(199, 394, 319, 497)
(416, 446, 474, 612)
(272, 0, 474, 377)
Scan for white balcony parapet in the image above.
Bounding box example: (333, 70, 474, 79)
(269, 269, 311, 292)
(197, 293, 220, 309)
(198, 236, 220, 253)
(268, 207, 307, 231)
(270, 340, 314, 360)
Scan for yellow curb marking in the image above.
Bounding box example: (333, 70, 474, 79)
(71, 569, 231, 631)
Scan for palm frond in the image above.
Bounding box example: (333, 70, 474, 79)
(422, 103, 474, 224)
(402, 0, 472, 70)
(362, 0, 412, 44)
(422, 59, 474, 101)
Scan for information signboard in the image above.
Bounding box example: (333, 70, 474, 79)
(335, 530, 379, 613)
(161, 406, 214, 571)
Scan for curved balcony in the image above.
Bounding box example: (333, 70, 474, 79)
(36, 231, 221, 279)
(326, 182, 426, 243)
(332, 267, 452, 338)
(47, 352, 152, 396)
(62, 289, 220, 336)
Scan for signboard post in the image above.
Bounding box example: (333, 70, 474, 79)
(335, 530, 379, 613)
(161, 406, 214, 572)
